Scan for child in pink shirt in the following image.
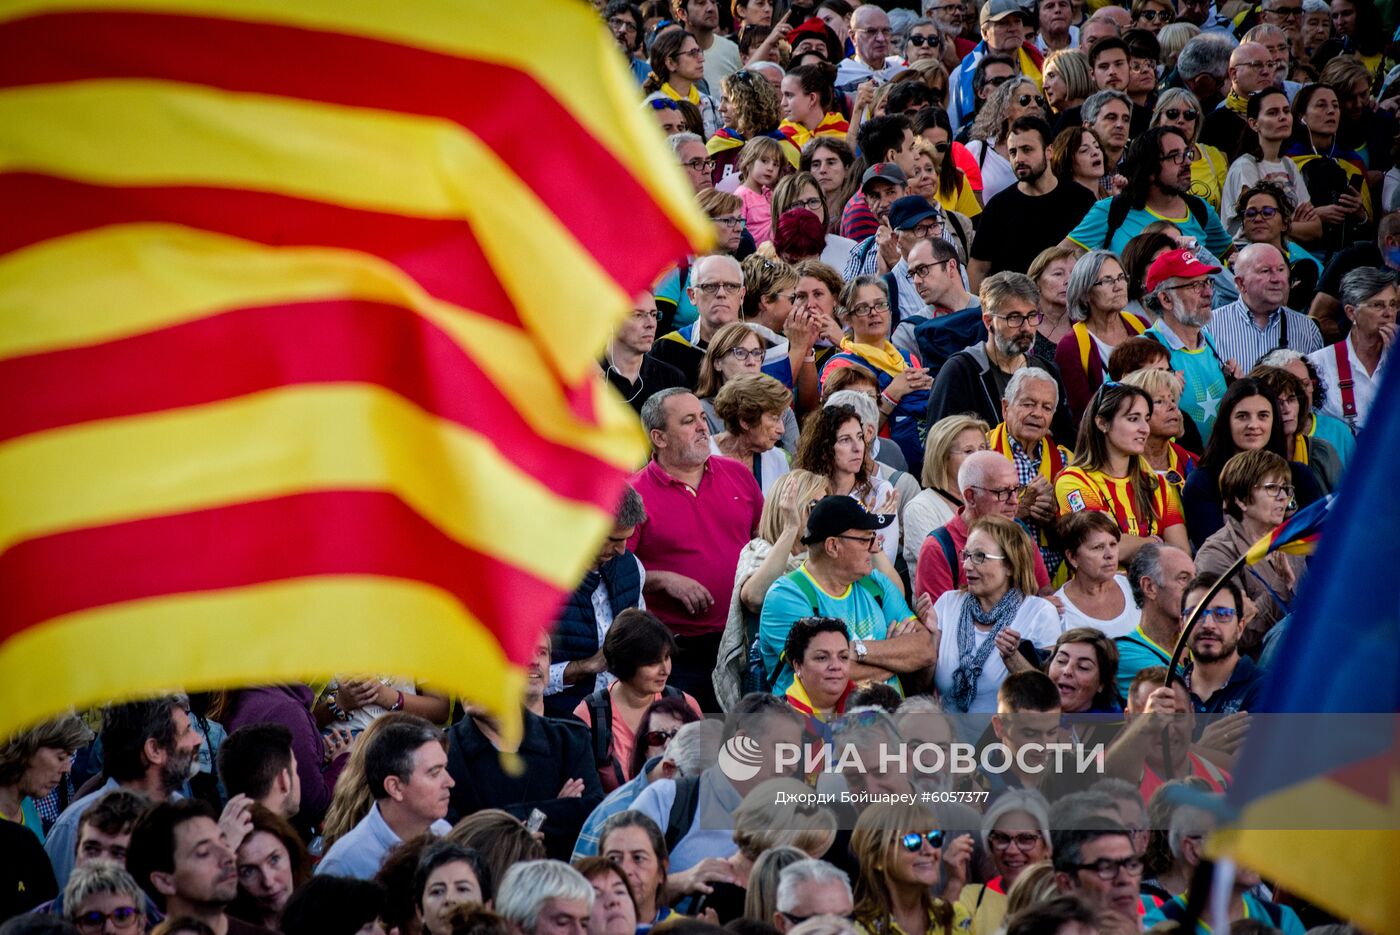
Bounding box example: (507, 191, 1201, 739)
(735, 136, 785, 245)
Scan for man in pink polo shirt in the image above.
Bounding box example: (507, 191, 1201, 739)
(628, 387, 763, 712)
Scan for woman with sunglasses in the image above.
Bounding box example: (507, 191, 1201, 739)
(930, 515, 1062, 714)
(965, 77, 1047, 203)
(642, 30, 719, 137)
(1055, 382, 1190, 562)
(1130, 0, 1174, 32)
(1151, 88, 1227, 210)
(65, 862, 147, 935)
(626, 694, 702, 781)
(851, 801, 973, 935)
(956, 790, 1051, 935)
(1194, 449, 1308, 652)
(1055, 250, 1150, 425)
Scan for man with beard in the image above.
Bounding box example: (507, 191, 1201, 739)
(1179, 575, 1264, 714)
(1065, 127, 1232, 257)
(1142, 248, 1236, 437)
(46, 696, 204, 888)
(628, 388, 763, 711)
(926, 272, 1076, 444)
(969, 117, 1096, 288)
(127, 799, 275, 935)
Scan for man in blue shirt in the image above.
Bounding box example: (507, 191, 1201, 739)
(758, 496, 935, 696)
(1180, 575, 1265, 715)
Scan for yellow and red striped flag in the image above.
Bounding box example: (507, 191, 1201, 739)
(0, 0, 713, 744)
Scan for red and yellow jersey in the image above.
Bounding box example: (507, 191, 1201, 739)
(1055, 464, 1184, 538)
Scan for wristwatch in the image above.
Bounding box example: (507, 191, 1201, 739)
(852, 637, 868, 662)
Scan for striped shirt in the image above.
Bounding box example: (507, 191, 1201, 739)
(1208, 300, 1324, 372)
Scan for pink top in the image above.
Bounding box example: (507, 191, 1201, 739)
(627, 457, 763, 636)
(573, 685, 705, 791)
(737, 184, 773, 245)
(914, 511, 1051, 602)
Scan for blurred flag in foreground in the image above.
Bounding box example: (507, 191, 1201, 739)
(0, 0, 711, 744)
(1212, 367, 1400, 933)
(1243, 493, 1331, 565)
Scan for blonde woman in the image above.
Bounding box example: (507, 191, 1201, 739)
(851, 801, 973, 935)
(318, 711, 420, 852)
(698, 321, 800, 455)
(902, 415, 990, 570)
(1042, 49, 1094, 116)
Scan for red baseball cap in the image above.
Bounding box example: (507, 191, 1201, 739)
(1144, 247, 1222, 293)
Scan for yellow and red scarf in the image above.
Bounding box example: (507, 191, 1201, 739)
(779, 112, 850, 150)
(838, 337, 907, 378)
(988, 422, 1067, 482)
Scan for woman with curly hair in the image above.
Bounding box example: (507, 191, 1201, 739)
(851, 801, 973, 935)
(794, 402, 901, 564)
(708, 69, 800, 186)
(965, 77, 1048, 202)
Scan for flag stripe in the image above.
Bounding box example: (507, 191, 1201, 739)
(0, 225, 641, 469)
(0, 383, 613, 585)
(0, 298, 622, 504)
(0, 489, 564, 656)
(0, 172, 518, 323)
(0, 575, 528, 740)
(0, 9, 691, 291)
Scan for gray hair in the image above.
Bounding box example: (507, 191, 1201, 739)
(830, 706, 901, 750)
(1339, 266, 1399, 309)
(666, 718, 723, 777)
(825, 389, 879, 432)
(776, 859, 853, 914)
(979, 789, 1052, 852)
(1152, 87, 1204, 141)
(789, 919, 861, 935)
(1081, 88, 1133, 126)
(1064, 249, 1120, 322)
(1127, 541, 1165, 608)
(749, 61, 785, 82)
(1301, 0, 1329, 13)
(1176, 33, 1235, 81)
(1243, 22, 1287, 42)
(496, 861, 594, 933)
(1002, 366, 1060, 406)
(979, 270, 1040, 318)
(1167, 804, 1215, 860)
(956, 449, 1010, 495)
(639, 386, 693, 435)
(667, 131, 704, 155)
(65, 862, 145, 924)
(615, 484, 646, 528)
(694, 252, 743, 283)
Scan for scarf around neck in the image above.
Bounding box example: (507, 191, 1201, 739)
(839, 337, 907, 377)
(948, 588, 1024, 712)
(1223, 89, 1249, 115)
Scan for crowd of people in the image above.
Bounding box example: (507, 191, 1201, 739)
(3, 0, 1398, 933)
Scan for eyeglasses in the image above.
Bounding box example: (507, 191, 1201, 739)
(1072, 856, 1144, 880)
(1255, 481, 1295, 499)
(988, 831, 1044, 851)
(848, 299, 891, 318)
(74, 907, 141, 933)
(909, 218, 944, 237)
(969, 484, 1026, 504)
(1358, 298, 1400, 312)
(961, 548, 1010, 567)
(792, 196, 824, 212)
(1137, 8, 1173, 20)
(608, 15, 639, 33)
(906, 34, 941, 46)
(1185, 606, 1240, 621)
(725, 346, 764, 362)
(648, 98, 681, 111)
(992, 310, 1044, 328)
(1163, 107, 1200, 122)
(1265, 4, 1303, 15)
(1244, 206, 1280, 220)
(644, 728, 679, 747)
(1236, 60, 1274, 70)
(900, 830, 946, 852)
(928, 2, 963, 11)
(677, 46, 705, 59)
(1093, 272, 1130, 288)
(713, 214, 745, 227)
(909, 260, 950, 279)
(1167, 279, 1213, 293)
(683, 157, 718, 172)
(983, 74, 1013, 88)
(631, 309, 662, 322)
(836, 533, 880, 549)
(854, 26, 894, 36)
(695, 280, 743, 295)
(1159, 148, 1198, 165)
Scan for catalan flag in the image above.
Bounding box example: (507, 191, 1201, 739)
(1210, 368, 1400, 933)
(0, 0, 712, 744)
(1242, 493, 1332, 566)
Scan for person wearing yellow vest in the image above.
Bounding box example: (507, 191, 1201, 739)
(1055, 382, 1191, 562)
(989, 368, 1072, 585)
(1053, 250, 1150, 426)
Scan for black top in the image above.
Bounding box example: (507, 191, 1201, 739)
(970, 179, 1097, 277)
(1199, 106, 1251, 162)
(650, 337, 705, 390)
(604, 353, 687, 412)
(0, 820, 56, 920)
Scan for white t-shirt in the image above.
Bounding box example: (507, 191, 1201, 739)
(1220, 156, 1311, 242)
(821, 234, 858, 272)
(932, 591, 1063, 713)
(901, 489, 959, 570)
(1054, 575, 1141, 639)
(966, 141, 1016, 203)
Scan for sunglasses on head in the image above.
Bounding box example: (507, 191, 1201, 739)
(648, 98, 681, 111)
(901, 830, 945, 852)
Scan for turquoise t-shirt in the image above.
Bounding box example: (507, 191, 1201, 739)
(758, 566, 914, 695)
(1066, 198, 1232, 257)
(1114, 626, 1179, 705)
(654, 263, 698, 329)
(1146, 321, 1230, 438)
(1143, 892, 1306, 934)
(1310, 411, 1355, 467)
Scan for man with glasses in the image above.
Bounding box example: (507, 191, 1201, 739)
(1142, 248, 1235, 437)
(949, 0, 1046, 134)
(759, 496, 935, 697)
(1307, 266, 1396, 433)
(1199, 41, 1274, 161)
(970, 116, 1096, 288)
(1051, 817, 1146, 932)
(1176, 570, 1263, 709)
(605, 1, 651, 84)
(962, 53, 1019, 140)
(925, 0, 973, 55)
(1255, 0, 1304, 48)
(836, 5, 905, 90)
(914, 450, 1054, 600)
(1210, 243, 1323, 370)
(654, 254, 746, 386)
(896, 237, 982, 363)
(844, 194, 946, 315)
(669, 133, 715, 193)
(773, 859, 854, 931)
(604, 293, 686, 413)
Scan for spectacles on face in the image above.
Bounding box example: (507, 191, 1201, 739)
(725, 346, 764, 362)
(608, 16, 639, 33)
(644, 728, 679, 746)
(1265, 4, 1303, 16)
(1138, 8, 1173, 20)
(677, 46, 705, 58)
(849, 299, 891, 318)
(983, 74, 1013, 88)
(961, 547, 1009, 568)
(1093, 272, 1130, 288)
(907, 33, 941, 47)
(683, 157, 718, 172)
(992, 310, 1044, 328)
(1163, 107, 1200, 122)
(1187, 606, 1240, 621)
(1243, 206, 1279, 220)
(909, 218, 944, 237)
(1072, 856, 1144, 881)
(836, 533, 880, 549)
(631, 309, 662, 322)
(713, 214, 745, 227)
(1357, 298, 1400, 312)
(1255, 481, 1295, 499)
(696, 280, 743, 295)
(792, 196, 824, 212)
(969, 484, 1026, 504)
(988, 831, 1043, 851)
(909, 260, 950, 279)
(900, 830, 946, 852)
(1168, 279, 1213, 294)
(855, 26, 894, 36)
(75, 907, 141, 933)
(1159, 148, 1198, 165)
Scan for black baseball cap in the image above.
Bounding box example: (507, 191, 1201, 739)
(802, 495, 895, 545)
(888, 195, 943, 231)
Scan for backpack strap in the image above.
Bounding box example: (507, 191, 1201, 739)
(664, 776, 702, 853)
(1102, 194, 1133, 249)
(1334, 341, 1359, 427)
(785, 568, 822, 614)
(584, 688, 625, 788)
(854, 574, 885, 608)
(929, 526, 960, 589)
(884, 271, 901, 325)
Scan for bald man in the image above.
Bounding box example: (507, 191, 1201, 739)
(1210, 243, 1324, 369)
(1199, 41, 1276, 160)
